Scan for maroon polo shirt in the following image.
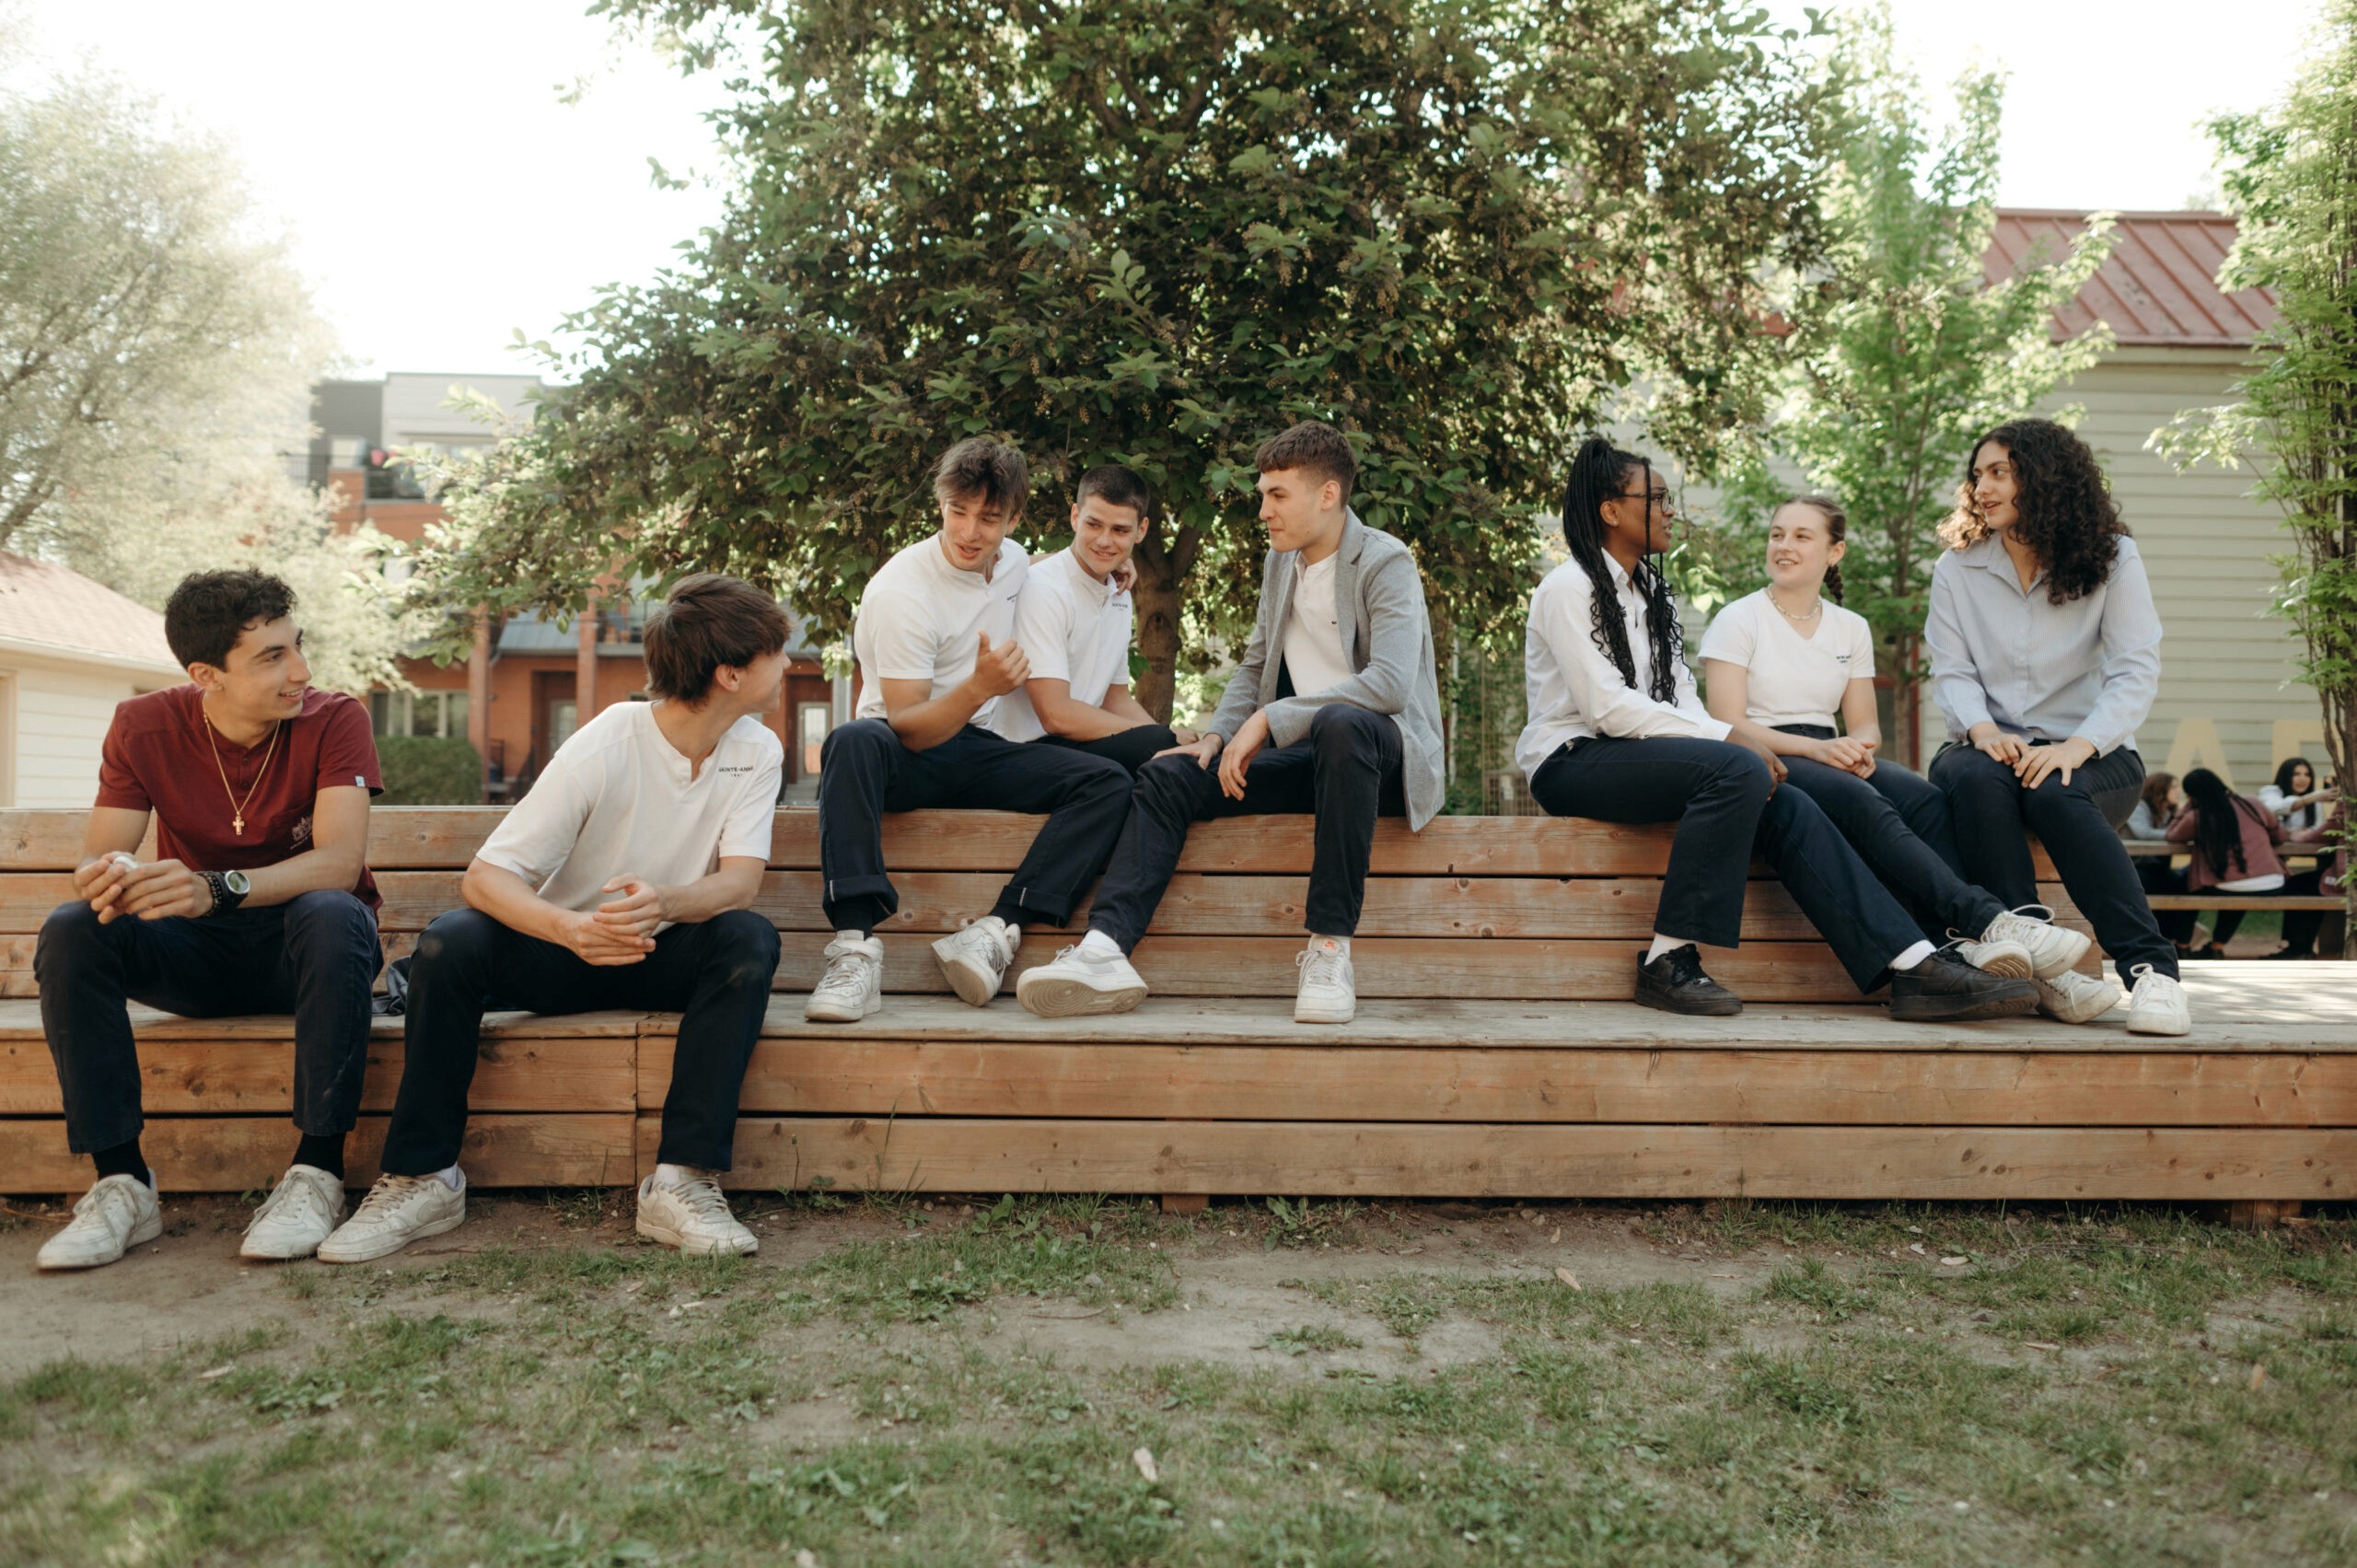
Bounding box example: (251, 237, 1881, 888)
(95, 685, 384, 912)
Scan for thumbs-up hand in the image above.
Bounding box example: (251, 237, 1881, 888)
(970, 632, 1030, 698)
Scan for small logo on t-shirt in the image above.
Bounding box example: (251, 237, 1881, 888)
(1834, 652, 1852, 665)
(292, 815, 313, 847)
(717, 764, 754, 774)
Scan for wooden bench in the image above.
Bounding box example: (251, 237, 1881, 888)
(4, 807, 2353, 1210)
(2121, 842, 2349, 953)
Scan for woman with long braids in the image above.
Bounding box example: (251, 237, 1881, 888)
(1516, 437, 2036, 1020)
(1925, 417, 2188, 1033)
(1697, 495, 2091, 992)
(2167, 768, 2297, 958)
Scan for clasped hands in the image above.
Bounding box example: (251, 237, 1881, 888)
(1970, 725, 2096, 789)
(559, 875, 670, 966)
(74, 853, 208, 923)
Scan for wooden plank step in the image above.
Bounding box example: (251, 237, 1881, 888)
(0, 1033, 637, 1116)
(0, 1002, 645, 1042)
(649, 1117, 2357, 1201)
(2148, 895, 2347, 910)
(0, 1113, 640, 1195)
(638, 1037, 2356, 1126)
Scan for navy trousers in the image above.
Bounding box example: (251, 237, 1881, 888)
(1773, 724, 2005, 942)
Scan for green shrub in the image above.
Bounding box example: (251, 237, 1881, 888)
(376, 736, 482, 805)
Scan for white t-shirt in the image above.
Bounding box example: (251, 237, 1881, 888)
(1516, 555, 1726, 779)
(994, 547, 1135, 743)
(476, 700, 782, 930)
(853, 535, 1028, 727)
(1696, 590, 1876, 730)
(1282, 551, 1353, 698)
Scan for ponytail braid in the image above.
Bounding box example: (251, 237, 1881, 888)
(1562, 436, 1682, 703)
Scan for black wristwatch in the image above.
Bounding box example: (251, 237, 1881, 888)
(203, 869, 251, 915)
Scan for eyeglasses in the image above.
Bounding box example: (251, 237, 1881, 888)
(1616, 489, 1674, 509)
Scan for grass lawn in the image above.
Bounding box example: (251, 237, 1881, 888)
(1, 1193, 2351, 1566)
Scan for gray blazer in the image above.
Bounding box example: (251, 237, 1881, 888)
(1203, 510, 1446, 830)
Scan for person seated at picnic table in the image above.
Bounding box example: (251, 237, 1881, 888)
(992, 463, 1193, 775)
(2167, 768, 2321, 960)
(34, 570, 383, 1271)
(2121, 771, 2199, 955)
(2261, 757, 2333, 836)
(1016, 419, 1444, 1026)
(1923, 417, 2188, 1034)
(319, 574, 789, 1263)
(1696, 494, 2089, 993)
(1513, 437, 2035, 1022)
(803, 437, 1133, 1024)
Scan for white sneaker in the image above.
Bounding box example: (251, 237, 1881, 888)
(635, 1172, 758, 1257)
(2032, 967, 2125, 1024)
(2125, 964, 2192, 1037)
(35, 1174, 161, 1271)
(1946, 933, 2033, 980)
(239, 1165, 348, 1260)
(805, 935, 884, 1022)
(933, 916, 1018, 1007)
(1016, 944, 1149, 1017)
(318, 1171, 466, 1264)
(1973, 905, 2095, 981)
(1295, 938, 1356, 1025)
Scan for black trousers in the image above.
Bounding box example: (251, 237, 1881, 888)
(2200, 867, 2323, 950)
(1929, 741, 2177, 980)
(817, 719, 1132, 934)
(1527, 735, 1927, 993)
(1089, 703, 1406, 949)
(36, 892, 380, 1155)
(1041, 724, 1180, 776)
(2136, 855, 2196, 946)
(377, 907, 780, 1176)
(1774, 725, 2005, 942)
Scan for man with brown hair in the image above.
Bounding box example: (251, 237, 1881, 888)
(1018, 420, 1444, 1025)
(323, 574, 790, 1263)
(805, 437, 1132, 1023)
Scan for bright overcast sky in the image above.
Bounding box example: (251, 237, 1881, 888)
(19, 0, 2334, 377)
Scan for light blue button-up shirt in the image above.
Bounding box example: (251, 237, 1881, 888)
(1924, 533, 2162, 756)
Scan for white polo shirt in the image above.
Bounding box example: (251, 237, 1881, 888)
(1282, 550, 1354, 698)
(853, 535, 1028, 726)
(476, 700, 782, 930)
(995, 547, 1135, 742)
(1697, 590, 1876, 730)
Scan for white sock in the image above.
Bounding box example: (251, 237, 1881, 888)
(1311, 934, 1350, 957)
(431, 1165, 461, 1192)
(1076, 929, 1123, 961)
(650, 1162, 699, 1191)
(1644, 934, 1687, 964)
(1889, 940, 1937, 971)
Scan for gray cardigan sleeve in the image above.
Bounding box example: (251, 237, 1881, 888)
(1261, 550, 1426, 749)
(1204, 552, 1277, 743)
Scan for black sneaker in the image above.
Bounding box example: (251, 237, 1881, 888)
(1634, 944, 1742, 1016)
(1888, 949, 2038, 1022)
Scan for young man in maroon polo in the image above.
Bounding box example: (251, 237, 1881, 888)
(34, 571, 383, 1271)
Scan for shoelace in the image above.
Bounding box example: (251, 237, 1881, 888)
(953, 919, 1013, 965)
(75, 1180, 144, 1229)
(2128, 963, 2180, 997)
(666, 1177, 735, 1221)
(351, 1175, 435, 1220)
(1297, 947, 1350, 989)
(815, 947, 875, 999)
(255, 1170, 326, 1225)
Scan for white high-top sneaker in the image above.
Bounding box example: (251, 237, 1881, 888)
(635, 1172, 758, 1256)
(35, 1174, 161, 1271)
(1295, 937, 1356, 1025)
(2124, 964, 2191, 1037)
(318, 1171, 466, 1264)
(806, 935, 884, 1022)
(1016, 944, 1150, 1017)
(933, 916, 1019, 1006)
(239, 1165, 348, 1260)
(1968, 905, 2095, 981)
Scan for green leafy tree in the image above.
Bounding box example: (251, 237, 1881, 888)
(424, 0, 1831, 717)
(1707, 6, 2113, 761)
(2156, 0, 2357, 941)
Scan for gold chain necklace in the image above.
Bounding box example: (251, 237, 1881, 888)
(203, 712, 282, 836)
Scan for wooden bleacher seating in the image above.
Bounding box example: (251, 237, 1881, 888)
(3, 807, 2351, 1210)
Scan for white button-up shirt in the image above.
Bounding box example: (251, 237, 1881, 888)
(1924, 533, 2162, 756)
(1517, 554, 1728, 778)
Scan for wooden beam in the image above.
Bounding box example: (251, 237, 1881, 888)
(650, 1117, 2357, 1200)
(0, 1002, 645, 1043)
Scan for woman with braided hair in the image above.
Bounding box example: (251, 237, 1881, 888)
(1516, 437, 2036, 1021)
(1697, 495, 2091, 986)
(1924, 417, 2188, 1034)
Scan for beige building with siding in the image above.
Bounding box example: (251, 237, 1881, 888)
(0, 554, 182, 808)
(1991, 211, 2313, 791)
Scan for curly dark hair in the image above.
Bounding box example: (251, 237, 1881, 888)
(162, 569, 296, 671)
(1935, 418, 2128, 604)
(1561, 436, 1681, 703)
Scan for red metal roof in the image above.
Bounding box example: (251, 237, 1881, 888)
(0, 552, 179, 672)
(1986, 211, 2277, 349)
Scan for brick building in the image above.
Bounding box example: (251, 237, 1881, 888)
(310, 373, 849, 801)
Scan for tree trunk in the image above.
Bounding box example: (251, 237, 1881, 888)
(1894, 632, 1924, 769)
(1129, 528, 1189, 724)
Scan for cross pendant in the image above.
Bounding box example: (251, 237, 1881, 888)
(233, 815, 244, 836)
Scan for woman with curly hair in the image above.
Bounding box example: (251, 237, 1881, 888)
(1516, 437, 2034, 1021)
(1925, 417, 2187, 1033)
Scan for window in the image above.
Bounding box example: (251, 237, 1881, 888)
(797, 702, 831, 779)
(371, 690, 469, 740)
